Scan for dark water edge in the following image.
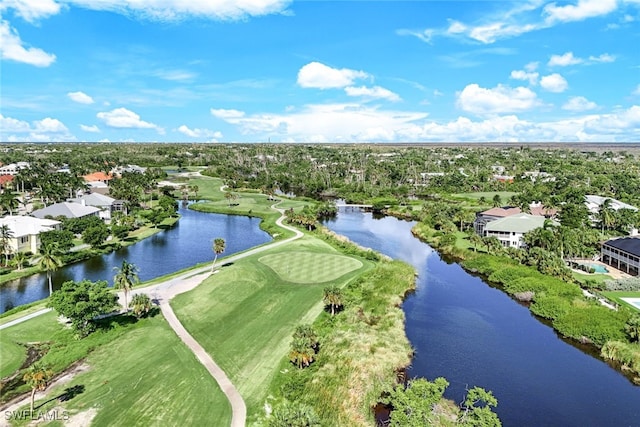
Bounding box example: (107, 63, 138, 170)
(323, 210, 640, 427)
(0, 204, 271, 313)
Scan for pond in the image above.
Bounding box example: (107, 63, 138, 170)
(0, 204, 272, 313)
(323, 210, 640, 427)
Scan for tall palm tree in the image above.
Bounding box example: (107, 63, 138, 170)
(598, 198, 615, 235)
(211, 238, 226, 272)
(38, 243, 63, 296)
(1, 191, 19, 215)
(11, 251, 27, 271)
(113, 260, 139, 312)
(289, 336, 315, 369)
(23, 363, 53, 415)
(492, 194, 502, 208)
(0, 225, 14, 266)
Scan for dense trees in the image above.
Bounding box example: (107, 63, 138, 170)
(48, 279, 119, 337)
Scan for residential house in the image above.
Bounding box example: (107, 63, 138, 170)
(0, 215, 61, 254)
(86, 180, 109, 195)
(474, 206, 522, 235)
(0, 175, 14, 190)
(601, 237, 640, 276)
(584, 195, 638, 215)
(82, 172, 113, 184)
(68, 193, 122, 220)
(0, 162, 29, 176)
(484, 214, 552, 249)
(31, 202, 100, 220)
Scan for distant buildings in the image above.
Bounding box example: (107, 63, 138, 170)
(584, 195, 638, 215)
(0, 162, 29, 176)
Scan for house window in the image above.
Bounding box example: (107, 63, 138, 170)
(19, 236, 29, 244)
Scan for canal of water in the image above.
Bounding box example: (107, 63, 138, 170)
(324, 210, 640, 427)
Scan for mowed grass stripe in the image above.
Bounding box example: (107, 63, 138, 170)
(259, 252, 363, 283)
(171, 237, 372, 422)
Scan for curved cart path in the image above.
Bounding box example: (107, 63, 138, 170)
(1, 204, 304, 427)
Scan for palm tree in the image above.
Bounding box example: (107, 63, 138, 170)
(23, 363, 53, 415)
(492, 194, 502, 208)
(470, 233, 482, 252)
(289, 336, 315, 369)
(224, 191, 233, 206)
(10, 251, 27, 271)
(1, 191, 19, 215)
(323, 286, 343, 316)
(0, 225, 14, 266)
(38, 243, 62, 296)
(190, 185, 199, 200)
(211, 238, 226, 272)
(113, 260, 139, 313)
(598, 198, 615, 235)
(130, 293, 152, 318)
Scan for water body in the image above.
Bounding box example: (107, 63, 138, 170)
(324, 210, 640, 427)
(0, 204, 271, 313)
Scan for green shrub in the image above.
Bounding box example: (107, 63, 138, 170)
(488, 266, 532, 285)
(531, 296, 571, 320)
(553, 306, 628, 347)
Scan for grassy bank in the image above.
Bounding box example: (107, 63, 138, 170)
(171, 235, 374, 424)
(1, 314, 231, 426)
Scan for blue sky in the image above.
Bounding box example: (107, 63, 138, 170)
(1, 0, 639, 143)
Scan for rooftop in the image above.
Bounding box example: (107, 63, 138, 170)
(69, 193, 116, 207)
(31, 202, 101, 219)
(603, 237, 640, 257)
(485, 213, 551, 234)
(480, 206, 522, 217)
(82, 172, 113, 182)
(0, 215, 60, 237)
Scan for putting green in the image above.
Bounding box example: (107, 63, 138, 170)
(259, 252, 363, 283)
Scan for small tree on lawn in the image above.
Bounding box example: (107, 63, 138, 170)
(323, 286, 343, 316)
(211, 237, 226, 272)
(48, 279, 119, 337)
(23, 363, 53, 415)
(82, 223, 109, 248)
(130, 293, 153, 318)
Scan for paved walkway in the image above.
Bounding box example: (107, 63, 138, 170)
(1, 203, 303, 427)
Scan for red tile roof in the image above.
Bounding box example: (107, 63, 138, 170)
(82, 172, 113, 182)
(0, 175, 14, 185)
(480, 206, 522, 217)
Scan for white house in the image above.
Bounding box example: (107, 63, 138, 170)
(484, 213, 552, 249)
(0, 215, 61, 254)
(31, 202, 101, 220)
(68, 193, 120, 220)
(585, 195, 638, 215)
(0, 162, 29, 176)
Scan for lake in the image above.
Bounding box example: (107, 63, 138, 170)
(0, 204, 271, 313)
(324, 210, 640, 427)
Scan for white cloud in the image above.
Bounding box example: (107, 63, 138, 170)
(297, 62, 369, 89)
(548, 52, 583, 67)
(544, 0, 618, 23)
(540, 73, 569, 92)
(563, 96, 598, 111)
(97, 107, 160, 130)
(154, 69, 197, 81)
(80, 124, 100, 132)
(210, 108, 245, 119)
(510, 69, 539, 85)
(589, 53, 616, 63)
(344, 85, 401, 102)
(525, 62, 539, 72)
(633, 85, 640, 96)
(0, 0, 61, 23)
(64, 0, 291, 21)
(34, 117, 68, 133)
(67, 91, 95, 104)
(0, 113, 74, 141)
(456, 83, 540, 115)
(0, 20, 56, 67)
(447, 20, 467, 34)
(468, 22, 539, 44)
(177, 125, 222, 139)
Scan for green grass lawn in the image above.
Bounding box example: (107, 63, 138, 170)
(601, 291, 640, 312)
(259, 252, 363, 283)
(2, 314, 231, 426)
(451, 191, 518, 201)
(171, 236, 372, 424)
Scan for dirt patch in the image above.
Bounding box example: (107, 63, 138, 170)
(63, 407, 97, 427)
(0, 362, 90, 414)
(1, 343, 50, 402)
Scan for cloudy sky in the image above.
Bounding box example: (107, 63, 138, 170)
(1, 0, 639, 143)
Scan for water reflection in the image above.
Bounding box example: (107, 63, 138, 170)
(0, 205, 271, 313)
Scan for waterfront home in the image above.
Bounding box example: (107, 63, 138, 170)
(31, 202, 100, 220)
(0, 215, 61, 254)
(601, 237, 640, 276)
(484, 213, 552, 249)
(474, 206, 521, 235)
(68, 193, 122, 220)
